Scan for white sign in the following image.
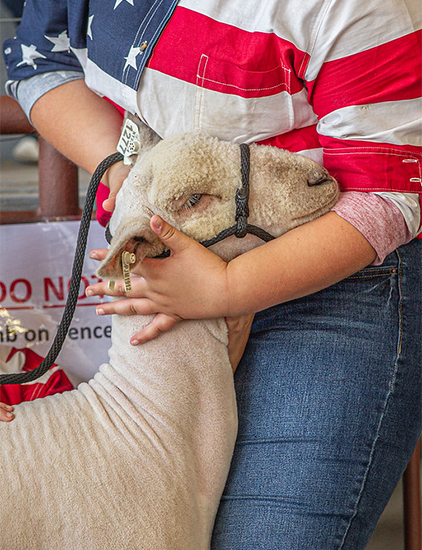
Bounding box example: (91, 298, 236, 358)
(0, 221, 112, 385)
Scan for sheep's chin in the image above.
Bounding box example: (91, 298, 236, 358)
(292, 189, 339, 221)
(208, 233, 266, 262)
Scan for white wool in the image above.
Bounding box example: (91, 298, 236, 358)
(0, 123, 338, 550)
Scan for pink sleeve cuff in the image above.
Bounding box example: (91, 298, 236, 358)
(331, 192, 413, 265)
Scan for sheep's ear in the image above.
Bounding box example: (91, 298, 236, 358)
(96, 219, 166, 280)
(122, 113, 162, 166)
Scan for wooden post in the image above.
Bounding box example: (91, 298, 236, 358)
(0, 96, 80, 224)
(403, 440, 421, 550)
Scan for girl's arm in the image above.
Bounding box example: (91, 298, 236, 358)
(87, 211, 376, 339)
(30, 79, 130, 210)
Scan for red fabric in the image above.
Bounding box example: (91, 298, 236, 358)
(148, 6, 309, 96)
(258, 125, 320, 153)
(307, 30, 422, 117)
(95, 98, 124, 227)
(0, 348, 74, 406)
(96, 182, 112, 227)
(321, 138, 422, 194)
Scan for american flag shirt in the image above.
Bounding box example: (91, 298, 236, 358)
(3, 0, 422, 216)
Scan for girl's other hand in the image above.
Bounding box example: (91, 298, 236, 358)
(0, 402, 15, 422)
(102, 160, 131, 212)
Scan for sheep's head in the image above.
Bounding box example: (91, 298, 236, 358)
(97, 127, 339, 281)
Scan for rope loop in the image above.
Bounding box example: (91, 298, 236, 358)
(0, 151, 124, 386)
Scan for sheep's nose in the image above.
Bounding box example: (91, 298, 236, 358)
(307, 171, 331, 186)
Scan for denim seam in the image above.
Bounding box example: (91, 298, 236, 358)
(338, 249, 403, 549)
(348, 268, 398, 280)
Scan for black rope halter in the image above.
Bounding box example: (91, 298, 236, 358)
(198, 143, 275, 249)
(105, 143, 275, 256)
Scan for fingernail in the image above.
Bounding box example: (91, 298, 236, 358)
(152, 215, 163, 231)
(131, 339, 140, 346)
(89, 252, 99, 259)
(96, 308, 105, 316)
(6, 412, 13, 418)
(86, 289, 93, 296)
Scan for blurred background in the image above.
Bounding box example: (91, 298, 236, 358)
(0, 1, 90, 212)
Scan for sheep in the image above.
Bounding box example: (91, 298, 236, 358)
(0, 123, 339, 550)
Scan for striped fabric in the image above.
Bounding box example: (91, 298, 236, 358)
(140, 2, 422, 197)
(3, 0, 421, 196)
(0, 347, 73, 405)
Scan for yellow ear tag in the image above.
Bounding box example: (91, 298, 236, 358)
(121, 251, 136, 292)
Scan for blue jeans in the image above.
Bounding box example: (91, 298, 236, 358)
(212, 239, 421, 550)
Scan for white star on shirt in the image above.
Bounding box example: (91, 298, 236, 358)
(124, 45, 142, 71)
(114, 0, 134, 9)
(17, 44, 46, 70)
(87, 15, 94, 40)
(45, 30, 70, 52)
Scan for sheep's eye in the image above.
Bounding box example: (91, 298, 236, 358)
(183, 194, 203, 209)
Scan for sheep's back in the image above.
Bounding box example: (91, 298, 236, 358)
(0, 316, 237, 550)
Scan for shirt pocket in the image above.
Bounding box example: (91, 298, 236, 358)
(194, 54, 295, 141)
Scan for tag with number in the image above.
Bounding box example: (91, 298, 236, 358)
(121, 251, 136, 292)
(117, 118, 141, 165)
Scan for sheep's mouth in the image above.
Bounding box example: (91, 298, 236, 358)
(132, 235, 151, 257)
(129, 232, 169, 260)
(292, 188, 339, 221)
(307, 176, 334, 187)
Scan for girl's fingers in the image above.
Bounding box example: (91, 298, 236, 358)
(102, 161, 131, 213)
(102, 195, 116, 213)
(87, 277, 148, 299)
(0, 403, 15, 422)
(89, 249, 108, 261)
(96, 298, 158, 317)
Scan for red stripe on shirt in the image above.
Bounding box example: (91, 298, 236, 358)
(148, 6, 308, 98)
(307, 30, 422, 118)
(320, 137, 422, 193)
(257, 125, 320, 153)
(321, 137, 422, 157)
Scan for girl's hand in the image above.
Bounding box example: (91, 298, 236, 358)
(87, 216, 230, 321)
(87, 216, 254, 369)
(0, 402, 14, 422)
(101, 160, 131, 212)
(88, 273, 183, 346)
